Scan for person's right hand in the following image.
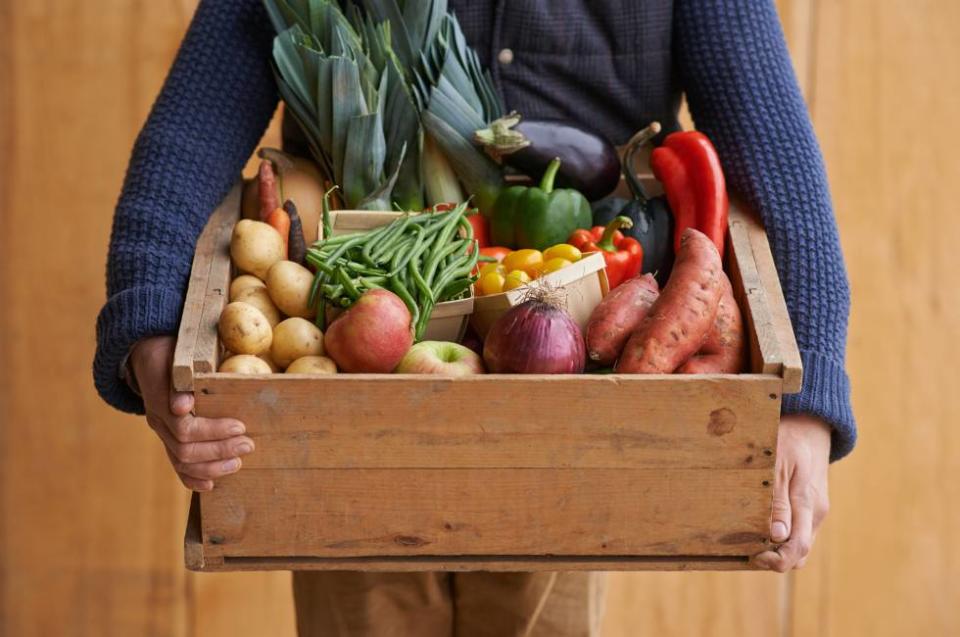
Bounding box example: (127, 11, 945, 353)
(131, 335, 254, 491)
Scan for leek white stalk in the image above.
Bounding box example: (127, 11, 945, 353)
(423, 133, 464, 206)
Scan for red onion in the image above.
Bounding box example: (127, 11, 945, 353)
(483, 296, 586, 373)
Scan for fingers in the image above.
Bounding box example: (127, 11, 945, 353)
(175, 456, 244, 481)
(170, 391, 194, 417)
(756, 476, 816, 573)
(769, 459, 793, 543)
(166, 413, 246, 444)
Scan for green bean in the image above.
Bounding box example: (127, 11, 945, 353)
(389, 276, 419, 329)
(438, 277, 474, 301)
(388, 226, 429, 276)
(424, 238, 469, 288)
(364, 217, 406, 264)
(409, 258, 435, 304)
(370, 216, 414, 262)
(336, 267, 361, 301)
(414, 298, 434, 341)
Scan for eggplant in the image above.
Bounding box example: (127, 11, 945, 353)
(474, 113, 620, 201)
(591, 123, 674, 286)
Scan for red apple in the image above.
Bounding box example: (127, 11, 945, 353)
(395, 341, 486, 375)
(324, 289, 413, 373)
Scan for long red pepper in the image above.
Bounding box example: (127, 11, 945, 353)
(650, 146, 698, 253)
(663, 132, 728, 256)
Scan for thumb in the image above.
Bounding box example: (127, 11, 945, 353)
(170, 391, 194, 417)
(770, 469, 792, 543)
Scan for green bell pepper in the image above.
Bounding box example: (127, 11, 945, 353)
(490, 158, 592, 250)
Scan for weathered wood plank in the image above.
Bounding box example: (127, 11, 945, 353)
(194, 374, 781, 470)
(172, 183, 241, 391)
(200, 467, 773, 560)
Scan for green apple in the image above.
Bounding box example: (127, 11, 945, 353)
(394, 341, 485, 375)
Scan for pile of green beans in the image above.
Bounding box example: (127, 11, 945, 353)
(306, 201, 479, 340)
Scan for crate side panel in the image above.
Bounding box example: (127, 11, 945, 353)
(200, 467, 772, 559)
(194, 375, 782, 470)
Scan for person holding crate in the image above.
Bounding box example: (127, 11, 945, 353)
(93, 1, 855, 635)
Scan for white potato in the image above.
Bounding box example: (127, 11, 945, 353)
(218, 354, 272, 374)
(266, 260, 316, 319)
(231, 219, 283, 279)
(235, 286, 282, 327)
(229, 274, 266, 301)
(285, 355, 338, 375)
(271, 317, 324, 369)
(218, 302, 272, 355)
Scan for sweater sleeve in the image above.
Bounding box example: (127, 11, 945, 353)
(94, 0, 279, 414)
(673, 0, 856, 461)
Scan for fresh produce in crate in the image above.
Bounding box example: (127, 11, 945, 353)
(474, 244, 583, 296)
(483, 291, 586, 374)
(286, 356, 338, 375)
(324, 289, 414, 373)
(218, 302, 273, 356)
(678, 275, 745, 374)
(585, 273, 660, 366)
(592, 122, 674, 284)
(474, 112, 621, 201)
(395, 341, 485, 376)
(568, 216, 643, 289)
(233, 287, 282, 328)
(271, 318, 325, 369)
(489, 158, 592, 250)
(306, 199, 478, 339)
(219, 354, 273, 375)
(651, 130, 729, 256)
(617, 229, 724, 373)
(230, 219, 284, 280)
(266, 260, 316, 319)
(242, 148, 325, 243)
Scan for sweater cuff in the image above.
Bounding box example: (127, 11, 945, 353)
(781, 350, 857, 462)
(94, 286, 185, 414)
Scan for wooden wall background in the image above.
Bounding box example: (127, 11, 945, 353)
(1, 1, 957, 635)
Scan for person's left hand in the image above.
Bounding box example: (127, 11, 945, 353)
(753, 414, 832, 572)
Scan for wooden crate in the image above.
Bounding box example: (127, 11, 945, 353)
(175, 182, 802, 572)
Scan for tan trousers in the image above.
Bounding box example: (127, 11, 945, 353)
(292, 571, 607, 637)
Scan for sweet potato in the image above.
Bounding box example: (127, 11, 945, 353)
(678, 272, 745, 374)
(585, 274, 660, 365)
(616, 229, 723, 373)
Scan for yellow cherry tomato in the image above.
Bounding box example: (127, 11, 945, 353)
(502, 249, 544, 278)
(542, 244, 582, 263)
(503, 269, 532, 291)
(541, 257, 573, 275)
(478, 271, 506, 296)
(478, 262, 506, 278)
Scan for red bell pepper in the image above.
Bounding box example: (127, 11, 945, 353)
(467, 213, 490, 248)
(568, 216, 643, 289)
(651, 131, 729, 257)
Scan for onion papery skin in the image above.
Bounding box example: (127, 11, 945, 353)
(483, 300, 586, 374)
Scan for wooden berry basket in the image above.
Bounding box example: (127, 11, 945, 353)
(175, 182, 802, 572)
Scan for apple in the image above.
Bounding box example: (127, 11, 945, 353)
(395, 341, 486, 375)
(324, 289, 413, 373)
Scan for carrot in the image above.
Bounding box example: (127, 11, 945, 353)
(616, 229, 723, 374)
(283, 199, 307, 265)
(677, 272, 745, 374)
(266, 207, 290, 260)
(258, 160, 280, 222)
(585, 273, 659, 365)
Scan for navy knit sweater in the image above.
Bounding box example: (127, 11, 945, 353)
(94, 0, 856, 460)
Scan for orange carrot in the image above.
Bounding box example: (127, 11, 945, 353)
(266, 207, 290, 259)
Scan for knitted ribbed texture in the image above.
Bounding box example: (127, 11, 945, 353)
(674, 0, 855, 460)
(94, 0, 856, 460)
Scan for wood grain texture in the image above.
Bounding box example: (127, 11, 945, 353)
(788, 0, 960, 636)
(200, 467, 772, 560)
(172, 183, 241, 391)
(196, 374, 779, 470)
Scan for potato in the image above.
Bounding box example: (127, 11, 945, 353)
(585, 274, 659, 365)
(266, 260, 316, 319)
(271, 317, 324, 369)
(229, 274, 266, 301)
(678, 273, 745, 374)
(285, 355, 338, 375)
(234, 286, 282, 327)
(218, 302, 273, 355)
(231, 219, 284, 279)
(218, 354, 272, 374)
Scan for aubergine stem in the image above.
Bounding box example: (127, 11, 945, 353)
(539, 158, 562, 194)
(623, 121, 662, 202)
(473, 111, 530, 157)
